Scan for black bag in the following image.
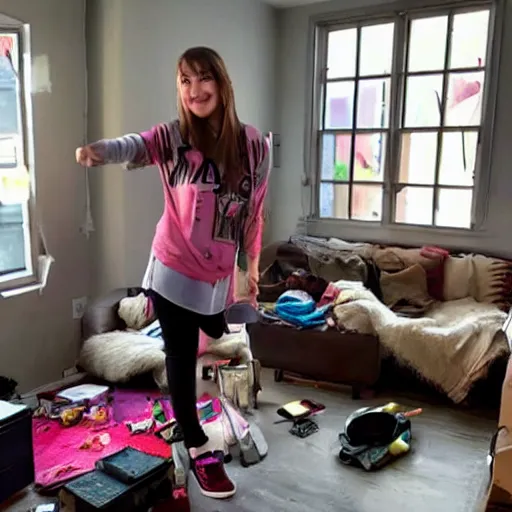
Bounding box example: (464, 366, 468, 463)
(339, 407, 412, 471)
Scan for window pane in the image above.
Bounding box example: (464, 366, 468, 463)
(359, 23, 394, 76)
(353, 133, 386, 182)
(0, 204, 26, 275)
(395, 186, 434, 225)
(351, 184, 382, 221)
(404, 74, 443, 128)
(0, 35, 21, 169)
(445, 72, 484, 127)
(0, 136, 18, 167)
(399, 132, 437, 185)
(435, 188, 472, 228)
(439, 132, 477, 186)
(450, 10, 490, 69)
(0, 42, 19, 135)
(357, 78, 391, 129)
(408, 16, 448, 72)
(320, 133, 351, 181)
(324, 82, 355, 129)
(320, 183, 349, 219)
(327, 28, 357, 79)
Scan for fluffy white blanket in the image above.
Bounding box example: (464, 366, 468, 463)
(78, 329, 252, 391)
(333, 291, 509, 403)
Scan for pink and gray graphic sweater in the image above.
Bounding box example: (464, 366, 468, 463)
(136, 121, 270, 283)
(93, 120, 270, 313)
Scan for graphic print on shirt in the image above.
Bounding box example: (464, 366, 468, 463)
(160, 122, 254, 246)
(213, 173, 251, 243)
(212, 136, 268, 245)
(168, 144, 221, 189)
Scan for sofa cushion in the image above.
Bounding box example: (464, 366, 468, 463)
(81, 287, 144, 341)
(443, 254, 512, 308)
(380, 263, 434, 315)
(118, 292, 155, 330)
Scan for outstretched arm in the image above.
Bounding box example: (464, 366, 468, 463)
(89, 134, 150, 168)
(76, 123, 174, 169)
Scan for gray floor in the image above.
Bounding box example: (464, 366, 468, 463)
(1, 369, 496, 512)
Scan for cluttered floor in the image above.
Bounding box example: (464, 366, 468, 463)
(0, 369, 495, 512)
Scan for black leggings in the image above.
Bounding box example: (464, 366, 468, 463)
(150, 290, 227, 449)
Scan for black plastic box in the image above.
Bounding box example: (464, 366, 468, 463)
(0, 401, 34, 504)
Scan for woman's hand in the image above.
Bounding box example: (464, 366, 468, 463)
(76, 145, 103, 167)
(247, 273, 259, 307)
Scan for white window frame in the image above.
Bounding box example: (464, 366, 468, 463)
(305, 0, 504, 240)
(0, 15, 38, 292)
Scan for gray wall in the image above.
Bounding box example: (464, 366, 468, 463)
(0, 0, 277, 391)
(274, 0, 512, 257)
(0, 0, 89, 392)
(87, 0, 278, 294)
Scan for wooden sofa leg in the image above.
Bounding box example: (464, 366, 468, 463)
(274, 369, 284, 382)
(202, 365, 212, 381)
(352, 385, 376, 400)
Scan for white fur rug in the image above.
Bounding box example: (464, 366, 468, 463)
(78, 331, 168, 389)
(78, 328, 252, 390)
(333, 291, 509, 403)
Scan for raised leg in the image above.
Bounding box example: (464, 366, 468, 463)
(201, 365, 212, 381)
(351, 385, 361, 400)
(274, 369, 284, 382)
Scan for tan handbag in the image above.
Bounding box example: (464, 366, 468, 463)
(215, 360, 261, 411)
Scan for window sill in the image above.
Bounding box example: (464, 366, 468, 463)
(300, 217, 494, 252)
(0, 268, 33, 284)
(0, 254, 54, 299)
(0, 281, 43, 298)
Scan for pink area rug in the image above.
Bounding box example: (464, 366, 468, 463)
(33, 389, 171, 490)
(32, 388, 220, 490)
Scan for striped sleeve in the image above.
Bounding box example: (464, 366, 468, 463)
(138, 122, 176, 168)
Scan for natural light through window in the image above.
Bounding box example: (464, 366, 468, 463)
(316, 5, 493, 229)
(0, 27, 33, 283)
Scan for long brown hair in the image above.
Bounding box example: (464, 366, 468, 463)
(177, 47, 245, 191)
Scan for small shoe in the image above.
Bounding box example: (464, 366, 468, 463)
(191, 451, 236, 499)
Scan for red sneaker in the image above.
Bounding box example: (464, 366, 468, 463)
(191, 451, 236, 499)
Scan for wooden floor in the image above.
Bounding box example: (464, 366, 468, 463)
(1, 369, 496, 512)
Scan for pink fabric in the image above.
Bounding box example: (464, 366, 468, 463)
(33, 418, 170, 489)
(111, 388, 161, 423)
(139, 123, 270, 283)
(317, 282, 341, 307)
(198, 330, 210, 357)
(450, 78, 481, 108)
(0, 36, 13, 56)
(33, 390, 221, 489)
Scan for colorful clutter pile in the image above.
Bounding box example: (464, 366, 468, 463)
(32, 380, 268, 507)
(32, 385, 171, 490)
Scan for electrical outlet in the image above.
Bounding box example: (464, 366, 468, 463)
(72, 296, 88, 319)
(62, 366, 78, 378)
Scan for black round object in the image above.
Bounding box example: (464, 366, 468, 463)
(345, 411, 399, 446)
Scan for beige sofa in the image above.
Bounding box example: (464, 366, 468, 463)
(250, 236, 511, 405)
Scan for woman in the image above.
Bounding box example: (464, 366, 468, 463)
(76, 47, 270, 500)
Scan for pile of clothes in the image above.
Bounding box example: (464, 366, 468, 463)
(258, 268, 367, 330)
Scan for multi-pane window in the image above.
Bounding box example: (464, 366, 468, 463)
(0, 28, 33, 283)
(316, 3, 495, 229)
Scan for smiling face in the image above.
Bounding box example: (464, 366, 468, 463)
(176, 47, 243, 190)
(178, 61, 221, 120)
